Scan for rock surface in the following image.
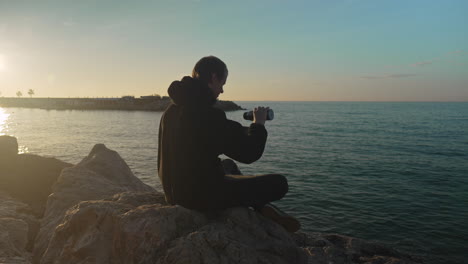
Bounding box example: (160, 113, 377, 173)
(0, 136, 73, 216)
(31, 144, 420, 264)
(43, 198, 309, 264)
(0, 135, 18, 157)
(293, 232, 422, 264)
(33, 144, 154, 263)
(0, 191, 35, 264)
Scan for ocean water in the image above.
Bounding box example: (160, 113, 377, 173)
(1, 102, 467, 264)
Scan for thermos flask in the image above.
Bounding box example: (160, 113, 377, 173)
(243, 109, 274, 121)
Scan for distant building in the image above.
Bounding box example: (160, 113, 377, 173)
(140, 95, 161, 100)
(121, 96, 135, 101)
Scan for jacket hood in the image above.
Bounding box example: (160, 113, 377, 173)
(168, 76, 216, 106)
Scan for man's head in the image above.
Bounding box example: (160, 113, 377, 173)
(192, 56, 228, 99)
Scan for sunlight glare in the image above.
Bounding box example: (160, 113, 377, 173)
(0, 108, 10, 135)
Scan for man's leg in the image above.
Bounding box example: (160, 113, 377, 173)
(221, 158, 287, 208)
(221, 174, 300, 232)
(222, 173, 288, 209)
(219, 159, 300, 232)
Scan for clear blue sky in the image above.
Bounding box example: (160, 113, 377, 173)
(0, 0, 467, 101)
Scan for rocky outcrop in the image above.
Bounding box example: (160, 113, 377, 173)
(0, 191, 36, 264)
(39, 193, 307, 264)
(30, 144, 420, 264)
(33, 144, 154, 263)
(214, 100, 244, 111)
(37, 195, 421, 264)
(1, 137, 420, 263)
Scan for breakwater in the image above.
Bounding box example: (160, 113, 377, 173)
(0, 97, 244, 111)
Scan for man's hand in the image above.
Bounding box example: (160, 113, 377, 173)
(253, 106, 270, 125)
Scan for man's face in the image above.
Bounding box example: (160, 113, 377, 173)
(208, 72, 227, 99)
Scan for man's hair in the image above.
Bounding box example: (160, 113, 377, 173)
(192, 56, 228, 84)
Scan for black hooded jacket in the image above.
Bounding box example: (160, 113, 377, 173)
(157, 76, 267, 207)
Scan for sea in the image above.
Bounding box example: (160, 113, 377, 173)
(1, 102, 467, 264)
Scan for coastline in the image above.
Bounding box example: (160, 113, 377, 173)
(0, 97, 244, 112)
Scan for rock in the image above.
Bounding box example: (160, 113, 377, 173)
(37, 192, 421, 264)
(0, 135, 18, 158)
(214, 100, 244, 111)
(0, 191, 35, 264)
(0, 136, 72, 216)
(0, 218, 29, 257)
(32, 144, 421, 264)
(39, 193, 307, 264)
(33, 144, 154, 263)
(155, 207, 306, 264)
(292, 232, 421, 264)
(0, 150, 73, 216)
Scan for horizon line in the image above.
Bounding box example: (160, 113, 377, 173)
(1, 96, 467, 103)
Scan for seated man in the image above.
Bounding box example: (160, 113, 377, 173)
(157, 56, 300, 232)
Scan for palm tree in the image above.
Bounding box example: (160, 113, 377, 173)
(28, 89, 35, 98)
(16, 91, 22, 97)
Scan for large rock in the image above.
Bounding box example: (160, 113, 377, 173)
(38, 192, 420, 264)
(0, 135, 18, 157)
(33, 144, 421, 264)
(39, 192, 307, 264)
(33, 144, 154, 263)
(0, 191, 36, 264)
(0, 136, 72, 216)
(0, 151, 72, 216)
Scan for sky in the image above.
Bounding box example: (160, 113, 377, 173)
(0, 0, 467, 101)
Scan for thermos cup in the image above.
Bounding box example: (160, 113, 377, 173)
(243, 109, 274, 121)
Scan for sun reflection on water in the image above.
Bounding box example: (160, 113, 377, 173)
(0, 107, 10, 135)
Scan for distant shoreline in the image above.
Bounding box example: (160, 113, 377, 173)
(0, 97, 245, 112)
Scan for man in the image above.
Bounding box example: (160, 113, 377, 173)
(158, 56, 300, 232)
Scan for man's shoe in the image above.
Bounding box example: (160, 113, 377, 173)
(259, 203, 301, 233)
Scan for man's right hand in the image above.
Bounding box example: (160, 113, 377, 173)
(253, 106, 270, 125)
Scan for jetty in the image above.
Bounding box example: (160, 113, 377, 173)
(0, 96, 244, 112)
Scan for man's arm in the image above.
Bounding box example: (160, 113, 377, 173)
(222, 107, 270, 164)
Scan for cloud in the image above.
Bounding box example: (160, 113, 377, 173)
(409, 50, 464, 67)
(410, 61, 433, 67)
(361, 73, 420, 79)
(388, 74, 420, 78)
(448, 50, 463, 55)
(361, 75, 383, 79)
(386, 50, 464, 70)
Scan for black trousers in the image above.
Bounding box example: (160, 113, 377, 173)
(188, 159, 288, 211)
